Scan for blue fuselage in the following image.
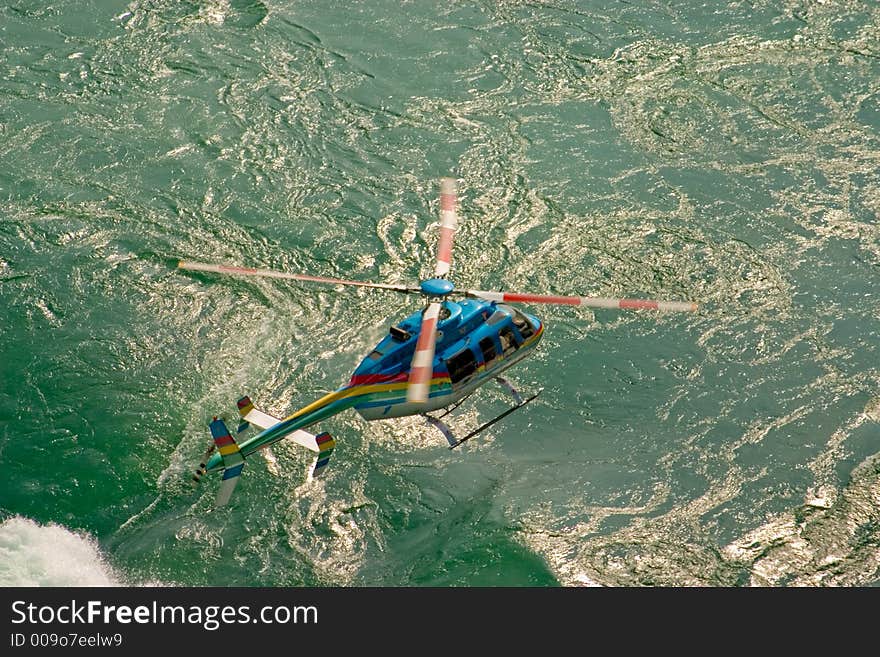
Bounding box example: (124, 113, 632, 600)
(347, 299, 544, 419)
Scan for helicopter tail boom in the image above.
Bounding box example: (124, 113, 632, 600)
(235, 395, 334, 456)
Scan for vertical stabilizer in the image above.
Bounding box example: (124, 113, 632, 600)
(310, 432, 335, 480)
(210, 417, 245, 506)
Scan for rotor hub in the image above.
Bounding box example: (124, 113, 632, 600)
(420, 278, 455, 297)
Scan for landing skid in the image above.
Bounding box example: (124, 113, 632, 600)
(422, 377, 541, 450)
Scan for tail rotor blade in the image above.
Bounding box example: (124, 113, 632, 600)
(433, 177, 458, 278)
(407, 301, 441, 403)
(178, 261, 418, 295)
(466, 290, 698, 312)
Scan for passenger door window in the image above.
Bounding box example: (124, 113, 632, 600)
(446, 349, 477, 385)
(479, 337, 497, 366)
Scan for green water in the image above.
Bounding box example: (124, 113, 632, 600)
(1, 0, 878, 586)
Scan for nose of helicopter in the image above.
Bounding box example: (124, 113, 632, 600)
(523, 311, 544, 342)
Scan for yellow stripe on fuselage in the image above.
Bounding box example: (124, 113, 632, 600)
(280, 378, 450, 420)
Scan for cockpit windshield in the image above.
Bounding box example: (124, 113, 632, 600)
(509, 307, 536, 339)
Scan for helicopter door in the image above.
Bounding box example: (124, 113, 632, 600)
(446, 348, 478, 388)
(479, 336, 498, 367)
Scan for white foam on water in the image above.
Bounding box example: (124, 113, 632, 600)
(0, 516, 121, 587)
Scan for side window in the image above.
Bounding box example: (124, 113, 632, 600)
(390, 325, 411, 342)
(513, 312, 534, 339)
(499, 327, 518, 356)
(479, 337, 497, 365)
(446, 349, 477, 385)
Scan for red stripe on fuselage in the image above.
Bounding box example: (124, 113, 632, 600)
(348, 372, 410, 386)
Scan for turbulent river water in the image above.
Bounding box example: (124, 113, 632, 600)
(1, 0, 878, 586)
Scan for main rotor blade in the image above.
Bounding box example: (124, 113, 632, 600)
(406, 301, 441, 403)
(178, 261, 419, 294)
(466, 289, 698, 312)
(433, 177, 458, 278)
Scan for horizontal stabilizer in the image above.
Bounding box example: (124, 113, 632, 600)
(237, 395, 282, 432)
(309, 432, 335, 480)
(288, 430, 321, 452)
(237, 396, 323, 451)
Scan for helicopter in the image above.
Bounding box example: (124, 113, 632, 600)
(181, 178, 698, 506)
